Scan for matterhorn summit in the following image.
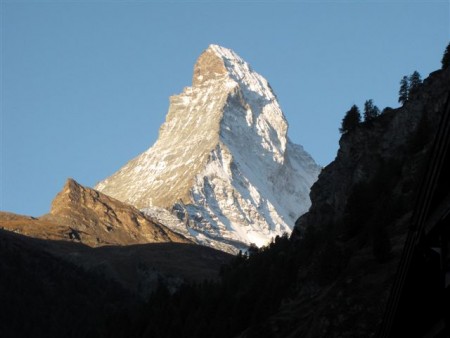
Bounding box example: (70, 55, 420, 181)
(96, 45, 320, 253)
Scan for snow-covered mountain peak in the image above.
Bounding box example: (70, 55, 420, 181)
(96, 45, 321, 253)
(192, 44, 289, 163)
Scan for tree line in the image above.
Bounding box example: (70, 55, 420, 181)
(398, 71, 422, 105)
(339, 71, 423, 134)
(340, 42, 450, 134)
(339, 100, 380, 134)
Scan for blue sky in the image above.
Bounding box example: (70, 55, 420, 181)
(1, 0, 449, 216)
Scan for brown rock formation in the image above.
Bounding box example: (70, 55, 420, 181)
(0, 212, 69, 241)
(192, 47, 228, 86)
(1, 178, 189, 247)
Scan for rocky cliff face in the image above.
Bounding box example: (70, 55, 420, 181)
(277, 67, 450, 337)
(295, 67, 450, 235)
(96, 45, 320, 253)
(1, 178, 189, 247)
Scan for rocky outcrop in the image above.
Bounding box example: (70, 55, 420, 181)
(193, 47, 228, 86)
(96, 45, 320, 253)
(1, 178, 189, 247)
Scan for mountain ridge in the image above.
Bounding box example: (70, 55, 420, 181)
(10, 177, 190, 246)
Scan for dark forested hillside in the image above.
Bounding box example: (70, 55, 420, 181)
(0, 228, 235, 338)
(0, 230, 138, 338)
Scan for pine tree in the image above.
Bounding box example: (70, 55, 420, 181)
(339, 105, 361, 134)
(442, 43, 450, 69)
(408, 71, 422, 96)
(363, 99, 380, 122)
(398, 76, 409, 105)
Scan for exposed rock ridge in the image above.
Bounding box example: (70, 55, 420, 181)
(8, 178, 191, 247)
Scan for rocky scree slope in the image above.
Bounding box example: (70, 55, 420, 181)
(96, 44, 320, 253)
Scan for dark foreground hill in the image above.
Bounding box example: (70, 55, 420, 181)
(0, 229, 135, 338)
(0, 228, 232, 338)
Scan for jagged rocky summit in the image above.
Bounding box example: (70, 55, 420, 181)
(96, 45, 320, 253)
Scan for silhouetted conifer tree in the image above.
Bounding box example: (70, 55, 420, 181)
(398, 76, 409, 104)
(442, 42, 450, 69)
(408, 71, 422, 96)
(339, 105, 361, 134)
(364, 99, 380, 122)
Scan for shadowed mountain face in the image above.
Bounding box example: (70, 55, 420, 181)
(271, 68, 450, 337)
(0, 229, 223, 338)
(295, 67, 450, 236)
(0, 229, 136, 338)
(0, 230, 231, 299)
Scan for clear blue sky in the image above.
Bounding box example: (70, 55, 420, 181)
(1, 0, 449, 217)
